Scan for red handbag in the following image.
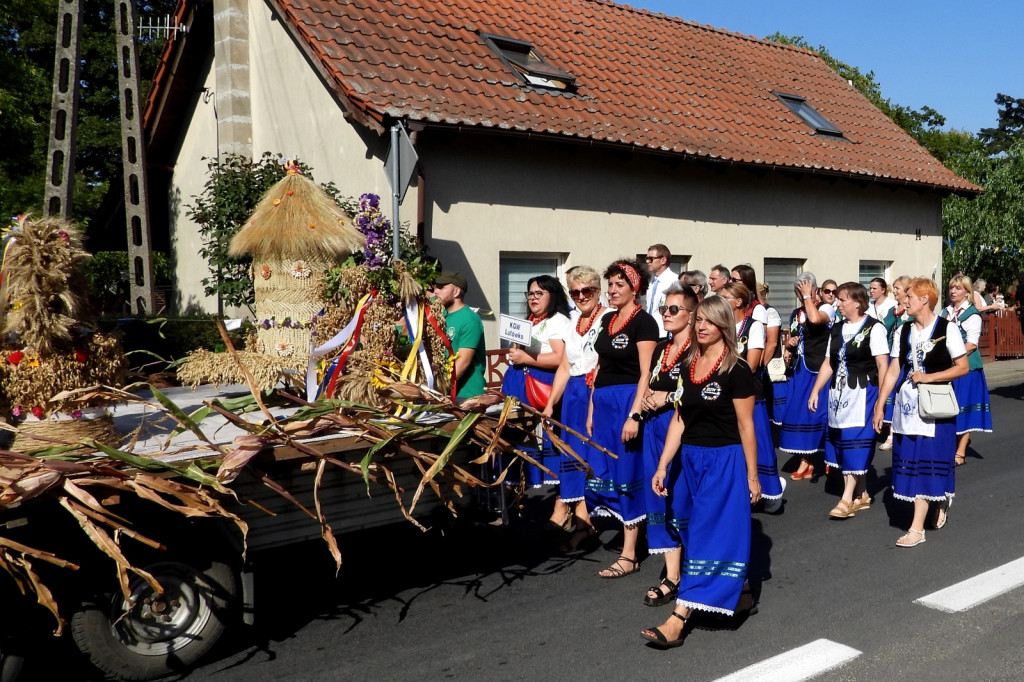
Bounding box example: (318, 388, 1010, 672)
(523, 370, 553, 409)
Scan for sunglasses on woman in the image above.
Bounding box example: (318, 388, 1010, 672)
(569, 286, 596, 300)
(659, 305, 690, 316)
(821, 288, 836, 295)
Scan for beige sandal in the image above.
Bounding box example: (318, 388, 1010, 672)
(850, 493, 872, 513)
(896, 528, 926, 547)
(829, 499, 855, 519)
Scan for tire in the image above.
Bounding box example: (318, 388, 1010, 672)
(70, 560, 238, 681)
(0, 648, 24, 682)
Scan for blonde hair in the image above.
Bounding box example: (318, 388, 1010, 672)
(948, 274, 973, 295)
(683, 295, 739, 374)
(566, 265, 600, 289)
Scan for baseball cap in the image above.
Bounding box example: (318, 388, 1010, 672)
(434, 271, 468, 293)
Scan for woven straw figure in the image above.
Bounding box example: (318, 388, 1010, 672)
(179, 162, 364, 391)
(231, 162, 363, 364)
(0, 216, 126, 450)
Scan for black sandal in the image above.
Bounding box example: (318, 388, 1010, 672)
(640, 610, 688, 648)
(643, 578, 678, 607)
(559, 523, 599, 554)
(598, 555, 640, 579)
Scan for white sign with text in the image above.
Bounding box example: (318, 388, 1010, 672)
(499, 314, 533, 346)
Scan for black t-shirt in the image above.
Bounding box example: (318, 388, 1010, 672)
(677, 357, 755, 447)
(649, 339, 685, 392)
(594, 310, 661, 387)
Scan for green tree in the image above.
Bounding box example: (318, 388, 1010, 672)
(979, 93, 1024, 155)
(942, 138, 1024, 287)
(0, 0, 175, 229)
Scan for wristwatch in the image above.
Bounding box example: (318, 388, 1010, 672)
(629, 412, 643, 423)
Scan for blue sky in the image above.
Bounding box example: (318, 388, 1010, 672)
(630, 0, 1022, 135)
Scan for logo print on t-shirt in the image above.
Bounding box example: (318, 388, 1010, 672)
(668, 365, 681, 380)
(611, 333, 630, 350)
(701, 382, 722, 401)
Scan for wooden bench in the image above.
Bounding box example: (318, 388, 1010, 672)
(485, 348, 510, 390)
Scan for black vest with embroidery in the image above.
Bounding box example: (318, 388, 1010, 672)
(802, 313, 831, 372)
(828, 317, 880, 389)
(897, 317, 953, 385)
(736, 310, 764, 400)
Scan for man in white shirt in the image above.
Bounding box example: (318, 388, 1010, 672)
(645, 243, 677, 337)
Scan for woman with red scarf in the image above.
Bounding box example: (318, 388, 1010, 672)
(587, 258, 659, 579)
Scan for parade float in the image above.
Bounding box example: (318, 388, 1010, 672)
(0, 168, 596, 680)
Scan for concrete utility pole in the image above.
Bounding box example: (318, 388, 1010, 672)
(43, 0, 83, 219)
(114, 0, 155, 315)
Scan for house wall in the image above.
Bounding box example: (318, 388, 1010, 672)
(166, 1, 412, 314)
(417, 132, 943, 346)
(163, 3, 946, 352)
(167, 52, 219, 314)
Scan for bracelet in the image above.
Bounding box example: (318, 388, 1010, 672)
(747, 476, 758, 482)
(802, 295, 811, 300)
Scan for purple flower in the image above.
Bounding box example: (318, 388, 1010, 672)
(261, 319, 272, 330)
(72, 409, 83, 419)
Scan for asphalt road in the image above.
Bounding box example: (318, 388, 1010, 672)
(19, 376, 1024, 681)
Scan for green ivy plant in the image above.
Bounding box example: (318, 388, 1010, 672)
(185, 152, 356, 313)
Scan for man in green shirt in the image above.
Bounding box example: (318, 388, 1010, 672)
(432, 271, 487, 399)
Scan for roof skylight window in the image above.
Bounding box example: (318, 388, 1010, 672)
(481, 33, 575, 91)
(774, 92, 843, 137)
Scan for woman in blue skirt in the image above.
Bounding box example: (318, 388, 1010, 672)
(878, 276, 913, 452)
(503, 275, 570, 489)
(641, 295, 760, 648)
(638, 283, 697, 605)
(779, 273, 836, 479)
(874, 278, 968, 547)
(721, 279, 784, 512)
(808, 282, 889, 518)
(542, 266, 611, 548)
(587, 258, 660, 578)
(944, 275, 993, 466)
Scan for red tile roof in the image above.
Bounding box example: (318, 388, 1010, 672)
(188, 0, 983, 195)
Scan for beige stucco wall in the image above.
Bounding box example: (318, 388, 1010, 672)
(167, 52, 219, 314)
(417, 132, 944, 347)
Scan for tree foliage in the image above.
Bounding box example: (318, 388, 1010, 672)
(979, 93, 1024, 156)
(943, 140, 1024, 288)
(0, 0, 175, 231)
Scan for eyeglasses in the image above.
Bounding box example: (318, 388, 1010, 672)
(569, 286, 596, 300)
(645, 255, 665, 262)
(821, 288, 836, 295)
(659, 305, 691, 316)
(525, 290, 545, 299)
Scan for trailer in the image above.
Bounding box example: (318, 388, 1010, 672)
(0, 383, 538, 680)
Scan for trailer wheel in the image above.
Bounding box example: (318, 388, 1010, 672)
(70, 560, 238, 681)
(0, 646, 24, 682)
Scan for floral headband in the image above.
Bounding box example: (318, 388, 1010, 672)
(617, 262, 641, 292)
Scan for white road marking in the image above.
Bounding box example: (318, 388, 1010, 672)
(914, 555, 1024, 613)
(713, 638, 862, 682)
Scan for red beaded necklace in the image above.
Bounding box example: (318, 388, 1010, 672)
(576, 306, 603, 336)
(608, 304, 641, 336)
(528, 312, 547, 324)
(689, 346, 728, 384)
(660, 336, 690, 373)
